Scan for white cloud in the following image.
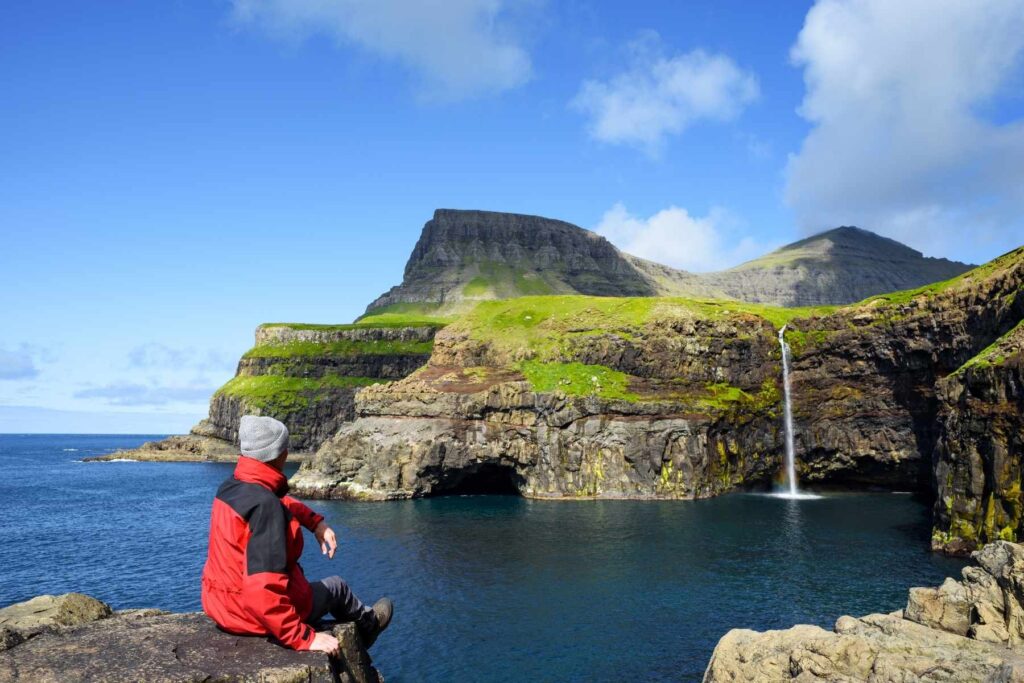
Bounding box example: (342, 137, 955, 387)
(786, 0, 1024, 259)
(230, 0, 533, 100)
(572, 35, 759, 153)
(594, 203, 764, 272)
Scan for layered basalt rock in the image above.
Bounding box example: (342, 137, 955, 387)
(702, 541, 1024, 681)
(291, 375, 783, 501)
(291, 300, 788, 500)
(933, 321, 1024, 555)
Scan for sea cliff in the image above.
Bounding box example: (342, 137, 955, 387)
(290, 246, 1024, 555)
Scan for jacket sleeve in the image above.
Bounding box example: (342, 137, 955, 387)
(282, 495, 325, 532)
(241, 500, 316, 650)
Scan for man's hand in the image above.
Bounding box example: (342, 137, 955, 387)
(314, 521, 338, 559)
(309, 631, 340, 656)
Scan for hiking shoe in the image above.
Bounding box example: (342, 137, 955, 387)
(360, 598, 393, 648)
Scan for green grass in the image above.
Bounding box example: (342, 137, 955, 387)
(453, 295, 835, 363)
(782, 328, 832, 356)
(462, 276, 491, 297)
(511, 270, 556, 296)
(698, 382, 753, 409)
(954, 319, 1023, 375)
(244, 339, 433, 359)
(458, 262, 558, 298)
(518, 360, 637, 400)
(856, 246, 1023, 309)
(685, 299, 837, 329)
(265, 314, 450, 331)
(216, 375, 384, 413)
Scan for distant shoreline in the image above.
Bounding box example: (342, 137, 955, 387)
(82, 450, 312, 464)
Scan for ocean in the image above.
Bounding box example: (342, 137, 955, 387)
(0, 434, 966, 681)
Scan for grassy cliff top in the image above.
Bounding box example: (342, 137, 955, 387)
(854, 245, 1023, 309)
(244, 339, 433, 359)
(262, 316, 450, 331)
(955, 318, 1024, 375)
(216, 375, 385, 413)
(449, 294, 835, 360)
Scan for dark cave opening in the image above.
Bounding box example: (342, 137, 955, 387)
(435, 464, 524, 496)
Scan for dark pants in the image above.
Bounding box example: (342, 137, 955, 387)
(307, 576, 374, 628)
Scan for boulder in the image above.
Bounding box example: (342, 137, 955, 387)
(0, 593, 112, 642)
(703, 541, 1024, 681)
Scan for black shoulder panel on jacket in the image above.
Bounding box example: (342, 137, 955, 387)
(216, 478, 290, 575)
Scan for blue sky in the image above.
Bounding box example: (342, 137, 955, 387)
(3, 0, 1023, 433)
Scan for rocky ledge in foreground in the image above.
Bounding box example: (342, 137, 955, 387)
(703, 540, 1024, 681)
(0, 593, 379, 682)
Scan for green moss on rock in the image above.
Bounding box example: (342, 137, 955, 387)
(518, 360, 638, 401)
(216, 375, 384, 414)
(244, 339, 433, 359)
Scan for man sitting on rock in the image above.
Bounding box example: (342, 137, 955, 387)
(201, 415, 392, 655)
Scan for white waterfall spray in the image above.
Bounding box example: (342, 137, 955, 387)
(778, 325, 799, 497)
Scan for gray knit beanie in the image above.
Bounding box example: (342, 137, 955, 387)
(238, 415, 289, 462)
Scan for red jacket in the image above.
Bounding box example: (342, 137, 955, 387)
(201, 457, 324, 650)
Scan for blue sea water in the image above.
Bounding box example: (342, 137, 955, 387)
(0, 434, 966, 682)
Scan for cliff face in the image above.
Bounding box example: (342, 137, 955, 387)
(192, 323, 438, 452)
(291, 247, 1024, 547)
(365, 209, 716, 313)
(365, 211, 973, 315)
(292, 300, 787, 500)
(783, 249, 1023, 495)
(703, 541, 1024, 681)
(933, 321, 1024, 554)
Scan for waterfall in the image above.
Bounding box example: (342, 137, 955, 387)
(778, 325, 799, 497)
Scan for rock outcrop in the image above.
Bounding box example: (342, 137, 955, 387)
(702, 541, 1024, 681)
(0, 593, 380, 683)
(933, 320, 1024, 555)
(365, 210, 973, 315)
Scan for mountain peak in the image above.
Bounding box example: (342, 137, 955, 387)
(366, 209, 661, 315)
(706, 225, 974, 306)
(775, 226, 924, 260)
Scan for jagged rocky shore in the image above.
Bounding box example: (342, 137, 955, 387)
(0, 593, 380, 683)
(703, 541, 1024, 681)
